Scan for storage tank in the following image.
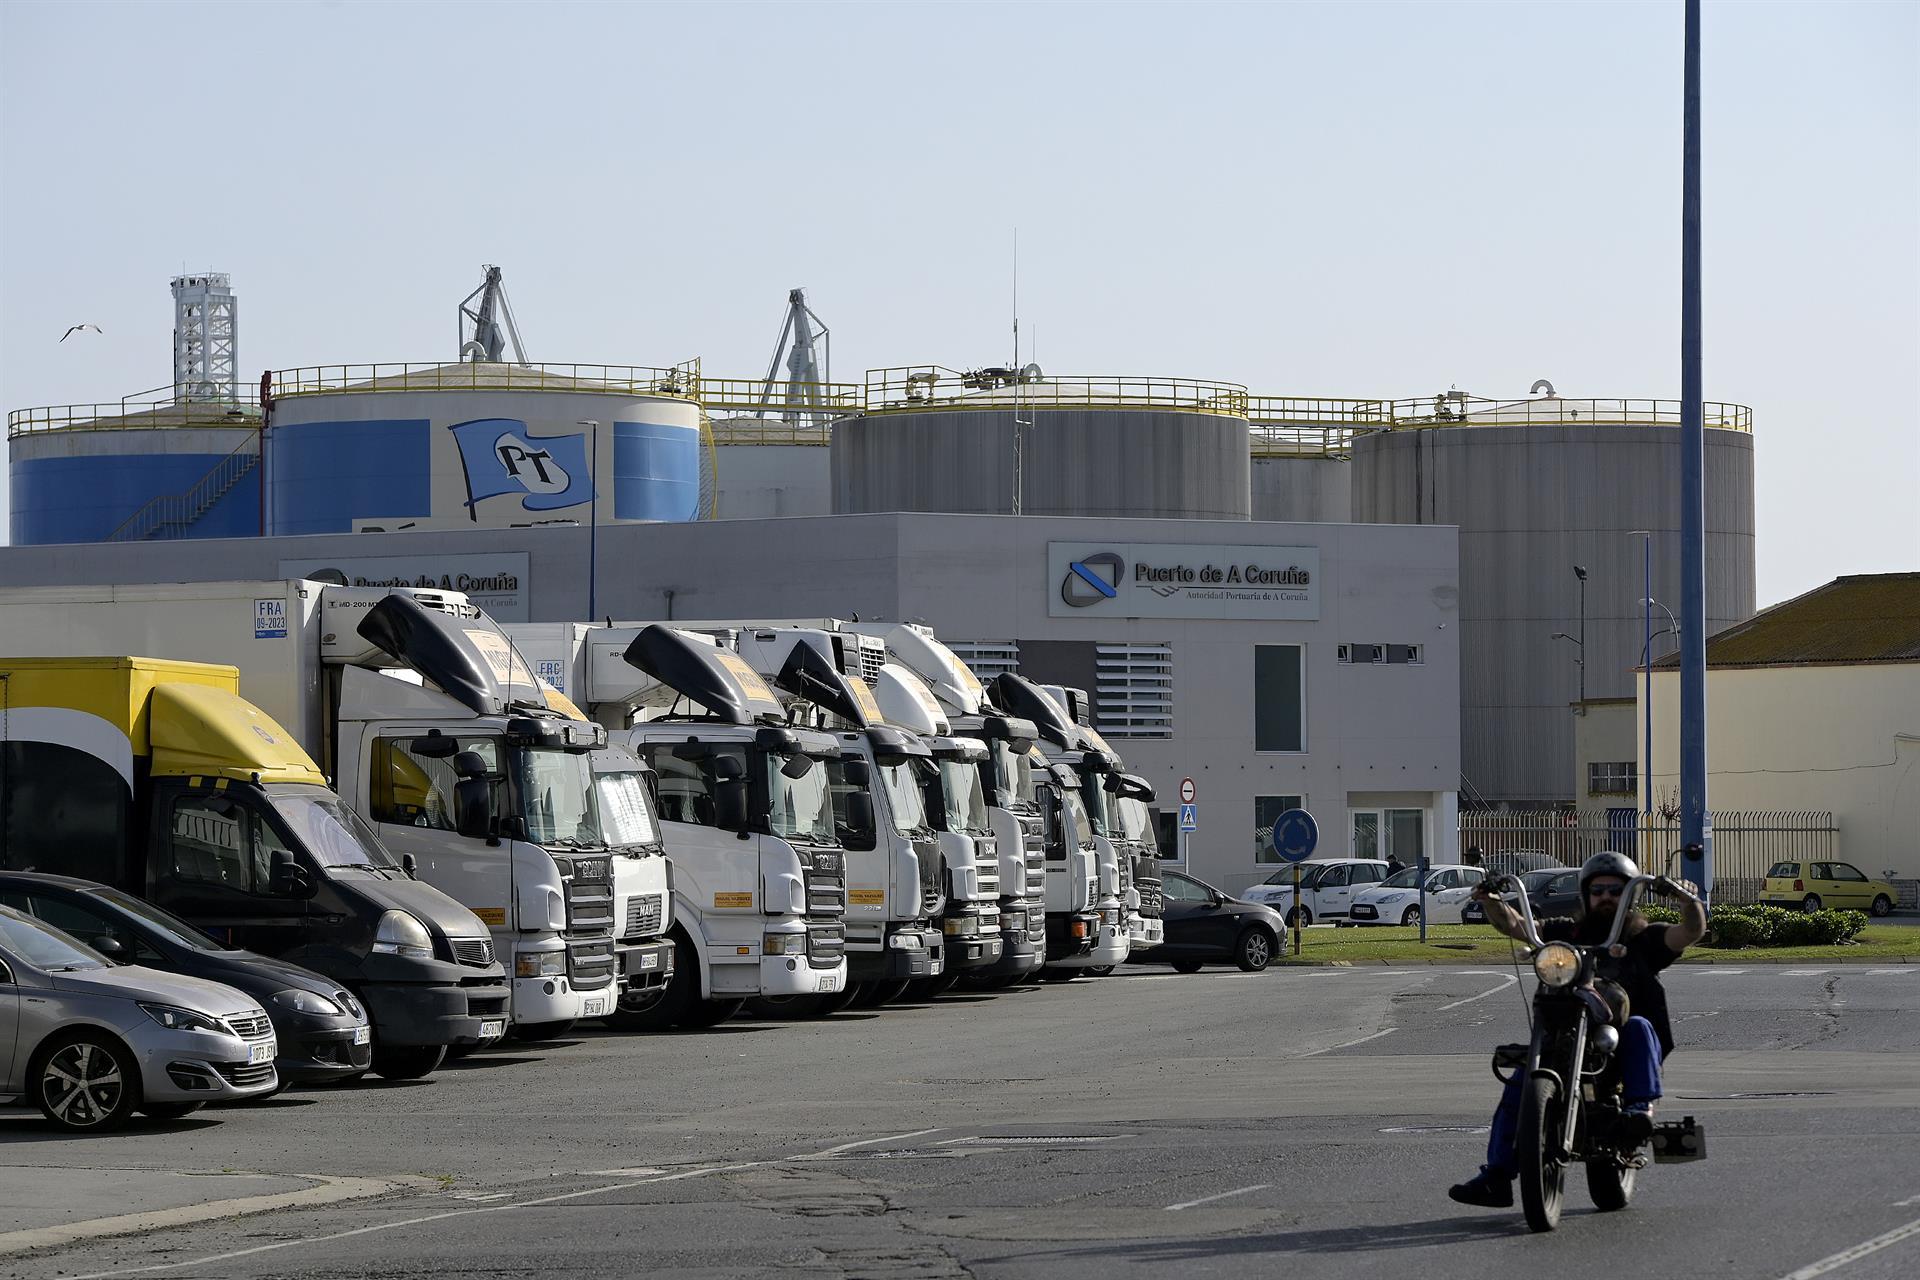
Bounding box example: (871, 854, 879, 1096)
(1247, 396, 1386, 523)
(832, 367, 1251, 520)
(264, 362, 705, 534)
(708, 416, 834, 518)
(1350, 392, 1757, 806)
(7, 393, 262, 544)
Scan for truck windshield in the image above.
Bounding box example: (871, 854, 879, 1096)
(935, 759, 993, 835)
(880, 759, 932, 837)
(267, 788, 405, 871)
(1078, 769, 1112, 837)
(1116, 796, 1152, 843)
(0, 906, 108, 971)
(519, 748, 660, 850)
(764, 752, 837, 844)
(1061, 787, 1095, 849)
(987, 740, 1037, 808)
(592, 768, 659, 850)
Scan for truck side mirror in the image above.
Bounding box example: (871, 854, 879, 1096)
(714, 778, 749, 832)
(842, 757, 871, 786)
(268, 849, 318, 900)
(779, 754, 813, 781)
(452, 750, 489, 779)
(454, 777, 495, 842)
(844, 790, 874, 838)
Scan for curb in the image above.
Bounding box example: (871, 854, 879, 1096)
(1270, 955, 1917, 969)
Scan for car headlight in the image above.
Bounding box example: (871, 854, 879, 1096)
(372, 910, 435, 959)
(515, 949, 567, 977)
(140, 1003, 224, 1033)
(763, 932, 805, 955)
(1532, 942, 1581, 989)
(269, 989, 344, 1017)
(943, 915, 979, 937)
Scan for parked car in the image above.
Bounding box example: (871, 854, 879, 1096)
(1240, 859, 1390, 927)
(1461, 867, 1579, 924)
(0, 873, 373, 1085)
(1758, 861, 1899, 916)
(0, 904, 279, 1131)
(1483, 849, 1562, 877)
(1348, 864, 1486, 927)
(1135, 871, 1288, 973)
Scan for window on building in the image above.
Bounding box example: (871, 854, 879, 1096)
(1587, 762, 1636, 796)
(1339, 644, 1422, 664)
(1254, 794, 1306, 863)
(1254, 645, 1304, 752)
(1095, 643, 1173, 739)
(945, 641, 1021, 682)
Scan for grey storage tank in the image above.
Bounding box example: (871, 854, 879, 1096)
(1248, 396, 1388, 523)
(1350, 391, 1757, 807)
(832, 366, 1252, 520)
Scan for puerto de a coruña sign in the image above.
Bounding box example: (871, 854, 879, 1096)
(1048, 542, 1320, 620)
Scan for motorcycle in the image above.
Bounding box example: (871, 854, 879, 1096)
(1483, 871, 1707, 1232)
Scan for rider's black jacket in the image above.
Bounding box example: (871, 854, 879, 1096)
(1538, 916, 1680, 1057)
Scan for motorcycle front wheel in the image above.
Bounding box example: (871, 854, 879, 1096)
(1585, 1154, 1637, 1211)
(1517, 1075, 1567, 1232)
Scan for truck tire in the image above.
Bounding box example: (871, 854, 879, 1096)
(745, 991, 857, 1019)
(906, 972, 960, 1001)
(371, 1043, 446, 1081)
(32, 1032, 141, 1132)
(511, 1020, 577, 1042)
(857, 980, 912, 1006)
(675, 998, 744, 1029)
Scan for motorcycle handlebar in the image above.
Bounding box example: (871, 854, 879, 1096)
(1483, 871, 1658, 953)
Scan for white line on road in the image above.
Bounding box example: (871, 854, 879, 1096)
(1437, 974, 1519, 1011)
(1305, 1028, 1397, 1056)
(1785, 970, 1835, 976)
(1778, 1214, 1920, 1279)
(1894, 1193, 1920, 1208)
(797, 1128, 945, 1160)
(1165, 1184, 1271, 1211)
(1867, 969, 1916, 976)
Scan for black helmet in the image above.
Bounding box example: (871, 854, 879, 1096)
(1579, 851, 1640, 896)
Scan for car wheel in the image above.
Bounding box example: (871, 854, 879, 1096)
(1234, 927, 1275, 972)
(33, 1032, 140, 1131)
(1871, 895, 1894, 918)
(370, 1044, 446, 1080)
(1802, 894, 1823, 913)
(1286, 906, 1312, 929)
(140, 1102, 204, 1120)
(1172, 960, 1205, 974)
(1401, 906, 1423, 927)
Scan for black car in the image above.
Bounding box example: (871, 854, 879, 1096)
(1133, 870, 1289, 973)
(1460, 866, 1580, 924)
(0, 873, 374, 1085)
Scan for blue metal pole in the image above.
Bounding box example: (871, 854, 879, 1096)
(1644, 536, 1653, 817)
(588, 421, 599, 623)
(1679, 0, 1712, 899)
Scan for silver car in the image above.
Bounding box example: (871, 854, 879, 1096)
(0, 904, 279, 1130)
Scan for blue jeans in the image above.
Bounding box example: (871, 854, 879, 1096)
(1483, 1015, 1663, 1178)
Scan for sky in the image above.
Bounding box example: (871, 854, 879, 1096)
(1, 0, 1914, 605)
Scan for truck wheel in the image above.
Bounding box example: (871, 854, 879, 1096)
(906, 972, 961, 1001)
(857, 980, 912, 1006)
(511, 1020, 577, 1042)
(32, 1032, 141, 1131)
(675, 998, 744, 1029)
(745, 992, 854, 1018)
(371, 1044, 446, 1081)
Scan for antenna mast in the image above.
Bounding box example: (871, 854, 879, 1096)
(171, 272, 238, 401)
(1011, 229, 1025, 516)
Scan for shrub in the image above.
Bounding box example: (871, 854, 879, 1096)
(1702, 903, 1865, 949)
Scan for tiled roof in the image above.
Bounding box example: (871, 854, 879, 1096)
(1653, 573, 1920, 669)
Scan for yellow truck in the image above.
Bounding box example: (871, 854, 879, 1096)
(0, 657, 509, 1078)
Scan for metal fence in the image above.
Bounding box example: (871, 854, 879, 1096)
(1457, 809, 1838, 906)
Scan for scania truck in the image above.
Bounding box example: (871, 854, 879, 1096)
(0, 582, 675, 1038)
(0, 656, 509, 1078)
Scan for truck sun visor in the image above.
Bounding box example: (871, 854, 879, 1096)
(621, 625, 787, 726)
(357, 594, 536, 717)
(773, 641, 872, 728)
(990, 673, 1076, 749)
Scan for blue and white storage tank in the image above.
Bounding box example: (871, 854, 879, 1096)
(263, 362, 709, 535)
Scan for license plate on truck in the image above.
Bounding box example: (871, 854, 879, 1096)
(480, 1019, 506, 1041)
(640, 952, 660, 970)
(352, 1025, 372, 1046)
(248, 1042, 274, 1066)
(583, 996, 608, 1018)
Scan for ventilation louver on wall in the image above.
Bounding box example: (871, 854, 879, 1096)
(1094, 643, 1173, 739)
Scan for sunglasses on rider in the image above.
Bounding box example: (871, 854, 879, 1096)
(1588, 882, 1626, 898)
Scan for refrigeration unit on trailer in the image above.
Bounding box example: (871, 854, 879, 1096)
(0, 656, 508, 1079)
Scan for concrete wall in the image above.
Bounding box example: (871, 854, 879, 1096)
(0, 512, 1458, 896)
(712, 444, 831, 518)
(1353, 423, 1756, 806)
(833, 410, 1252, 521)
(1251, 456, 1351, 523)
(1572, 699, 1638, 819)
(1644, 664, 1920, 880)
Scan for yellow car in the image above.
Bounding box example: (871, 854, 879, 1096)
(1758, 860, 1899, 916)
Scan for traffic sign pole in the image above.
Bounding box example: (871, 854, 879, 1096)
(1272, 808, 1319, 958)
(1292, 861, 1302, 955)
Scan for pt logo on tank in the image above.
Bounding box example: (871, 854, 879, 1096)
(1060, 552, 1124, 608)
(449, 418, 595, 519)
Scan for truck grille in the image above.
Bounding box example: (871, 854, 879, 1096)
(450, 937, 495, 967)
(625, 893, 664, 938)
(215, 1061, 276, 1089)
(559, 856, 616, 935)
(224, 1014, 273, 1041)
(804, 847, 846, 963)
(805, 920, 846, 963)
(566, 937, 617, 990)
(975, 838, 999, 897)
(1021, 817, 1047, 898)
(914, 837, 942, 914)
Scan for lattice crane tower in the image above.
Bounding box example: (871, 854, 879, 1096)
(171, 272, 238, 399)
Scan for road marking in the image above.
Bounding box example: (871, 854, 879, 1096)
(58, 1129, 941, 1279)
(1777, 1214, 1920, 1279)
(1166, 1184, 1271, 1211)
(0, 1174, 421, 1258)
(1785, 969, 1835, 976)
(1868, 969, 1915, 976)
(1894, 1193, 1920, 1208)
(1437, 974, 1519, 1011)
(1694, 968, 1747, 975)
(445, 1192, 512, 1203)
(582, 1167, 665, 1177)
(1305, 1028, 1396, 1056)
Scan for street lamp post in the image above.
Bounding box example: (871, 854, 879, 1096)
(1574, 565, 1588, 706)
(1630, 532, 1654, 813)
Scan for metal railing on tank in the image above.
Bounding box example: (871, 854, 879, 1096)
(267, 359, 704, 401)
(1246, 396, 1391, 458)
(694, 375, 863, 424)
(7, 382, 262, 439)
(1386, 394, 1753, 432)
(863, 367, 1250, 417)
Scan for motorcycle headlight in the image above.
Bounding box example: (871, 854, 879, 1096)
(269, 989, 344, 1017)
(1532, 942, 1581, 989)
(139, 1003, 224, 1033)
(371, 910, 434, 959)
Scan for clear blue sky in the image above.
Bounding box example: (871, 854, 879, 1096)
(2, 0, 1914, 604)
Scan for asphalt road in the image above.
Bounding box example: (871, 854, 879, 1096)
(5, 962, 1919, 1280)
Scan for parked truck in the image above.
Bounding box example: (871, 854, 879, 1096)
(0, 582, 675, 1038)
(0, 656, 509, 1078)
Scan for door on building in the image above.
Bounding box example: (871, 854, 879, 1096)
(1352, 810, 1425, 865)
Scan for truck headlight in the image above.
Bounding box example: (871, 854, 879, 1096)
(1000, 908, 1024, 932)
(515, 950, 567, 978)
(1532, 942, 1581, 989)
(1101, 907, 1121, 926)
(942, 915, 978, 937)
(887, 932, 925, 951)
(763, 932, 805, 955)
(371, 911, 434, 960)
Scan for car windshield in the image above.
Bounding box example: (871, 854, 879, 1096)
(1523, 869, 1564, 892)
(1378, 867, 1423, 889)
(267, 787, 404, 870)
(880, 758, 933, 837)
(93, 888, 230, 953)
(765, 752, 838, 843)
(935, 759, 993, 835)
(0, 906, 108, 971)
(1264, 864, 1324, 889)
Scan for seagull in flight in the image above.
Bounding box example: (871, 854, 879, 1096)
(60, 323, 104, 342)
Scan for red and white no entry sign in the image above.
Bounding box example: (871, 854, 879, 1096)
(1179, 777, 1196, 804)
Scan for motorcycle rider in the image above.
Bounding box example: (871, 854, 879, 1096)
(1447, 851, 1708, 1208)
